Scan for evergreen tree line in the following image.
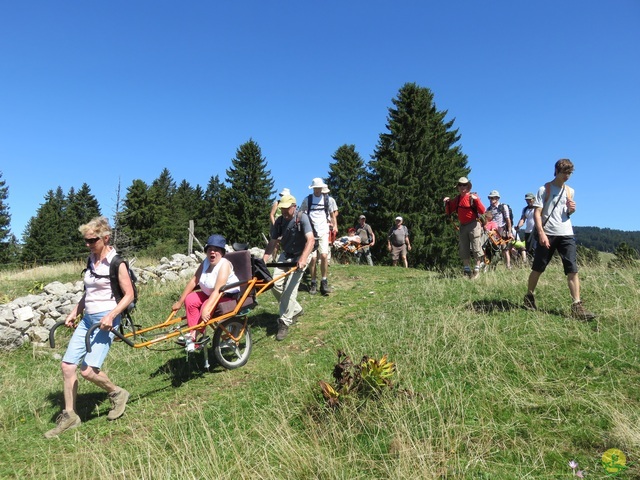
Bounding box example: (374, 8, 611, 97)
(1, 83, 638, 269)
(574, 227, 640, 253)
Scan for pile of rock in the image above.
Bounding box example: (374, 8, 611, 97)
(0, 252, 208, 352)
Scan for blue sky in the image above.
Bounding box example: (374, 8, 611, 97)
(1, 0, 639, 238)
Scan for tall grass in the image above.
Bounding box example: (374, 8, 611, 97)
(0, 263, 638, 479)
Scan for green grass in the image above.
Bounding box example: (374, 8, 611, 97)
(0, 263, 639, 479)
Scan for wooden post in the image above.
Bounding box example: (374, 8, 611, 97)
(188, 220, 194, 255)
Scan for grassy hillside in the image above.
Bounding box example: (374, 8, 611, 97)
(1, 263, 639, 479)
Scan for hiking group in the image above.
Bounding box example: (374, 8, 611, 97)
(45, 162, 596, 439)
(444, 158, 595, 321)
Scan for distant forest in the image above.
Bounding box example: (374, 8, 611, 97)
(575, 226, 640, 253)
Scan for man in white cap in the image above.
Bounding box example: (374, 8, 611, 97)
(300, 178, 339, 295)
(263, 194, 316, 340)
(269, 188, 291, 225)
(387, 216, 411, 267)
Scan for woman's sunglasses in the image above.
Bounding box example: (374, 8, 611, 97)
(84, 237, 100, 244)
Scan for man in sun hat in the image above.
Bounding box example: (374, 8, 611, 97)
(444, 176, 486, 278)
(263, 194, 316, 341)
(300, 178, 339, 295)
(387, 216, 411, 267)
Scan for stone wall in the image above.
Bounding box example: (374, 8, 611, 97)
(0, 252, 206, 351)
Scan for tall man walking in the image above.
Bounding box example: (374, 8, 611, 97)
(524, 159, 595, 320)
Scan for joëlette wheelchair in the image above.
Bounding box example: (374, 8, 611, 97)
(49, 250, 296, 370)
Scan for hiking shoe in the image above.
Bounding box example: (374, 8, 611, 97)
(175, 335, 186, 347)
(320, 279, 333, 295)
(44, 410, 81, 439)
(292, 310, 304, 324)
(275, 320, 289, 341)
(309, 281, 317, 295)
(523, 293, 537, 311)
(107, 388, 130, 421)
(471, 267, 480, 280)
(571, 302, 596, 321)
(463, 267, 472, 277)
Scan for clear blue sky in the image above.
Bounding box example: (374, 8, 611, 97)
(2, 0, 639, 238)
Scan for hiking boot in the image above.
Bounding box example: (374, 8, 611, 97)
(107, 388, 130, 421)
(571, 301, 596, 321)
(44, 410, 81, 439)
(523, 293, 537, 311)
(463, 267, 472, 277)
(320, 279, 333, 295)
(309, 281, 317, 295)
(292, 310, 304, 324)
(275, 320, 289, 341)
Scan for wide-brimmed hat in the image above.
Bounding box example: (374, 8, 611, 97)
(309, 177, 328, 189)
(488, 190, 501, 198)
(278, 194, 297, 209)
(395, 216, 403, 222)
(321, 186, 330, 194)
(525, 192, 535, 200)
(278, 188, 290, 197)
(457, 177, 472, 189)
(205, 234, 226, 251)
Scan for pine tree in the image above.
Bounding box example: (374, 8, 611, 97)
(149, 168, 178, 244)
(0, 172, 14, 266)
(368, 83, 470, 269)
(221, 140, 274, 247)
(172, 180, 203, 248)
(21, 187, 68, 264)
(64, 183, 101, 259)
(121, 179, 155, 251)
(326, 145, 368, 228)
(198, 175, 226, 243)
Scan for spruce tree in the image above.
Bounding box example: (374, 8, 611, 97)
(21, 187, 68, 264)
(64, 183, 101, 259)
(121, 179, 155, 251)
(221, 140, 274, 247)
(148, 168, 178, 244)
(326, 145, 368, 229)
(198, 175, 226, 243)
(172, 180, 203, 248)
(0, 172, 14, 265)
(368, 83, 470, 269)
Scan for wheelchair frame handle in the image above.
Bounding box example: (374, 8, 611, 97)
(86, 322, 134, 353)
(49, 320, 67, 348)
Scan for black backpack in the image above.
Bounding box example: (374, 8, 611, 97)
(85, 255, 138, 312)
(502, 203, 514, 227)
(304, 193, 330, 230)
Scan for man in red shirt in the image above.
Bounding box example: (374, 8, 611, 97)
(444, 177, 487, 278)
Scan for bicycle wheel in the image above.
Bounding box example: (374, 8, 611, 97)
(212, 317, 252, 369)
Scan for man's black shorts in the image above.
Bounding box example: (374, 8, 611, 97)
(531, 235, 578, 275)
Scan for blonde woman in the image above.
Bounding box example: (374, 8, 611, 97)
(45, 216, 134, 438)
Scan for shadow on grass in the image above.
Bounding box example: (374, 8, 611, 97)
(470, 298, 523, 313)
(45, 391, 112, 422)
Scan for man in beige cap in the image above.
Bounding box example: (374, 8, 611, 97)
(300, 178, 339, 295)
(263, 194, 316, 340)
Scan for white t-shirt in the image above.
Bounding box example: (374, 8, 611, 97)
(300, 194, 338, 237)
(199, 257, 240, 296)
(534, 183, 574, 236)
